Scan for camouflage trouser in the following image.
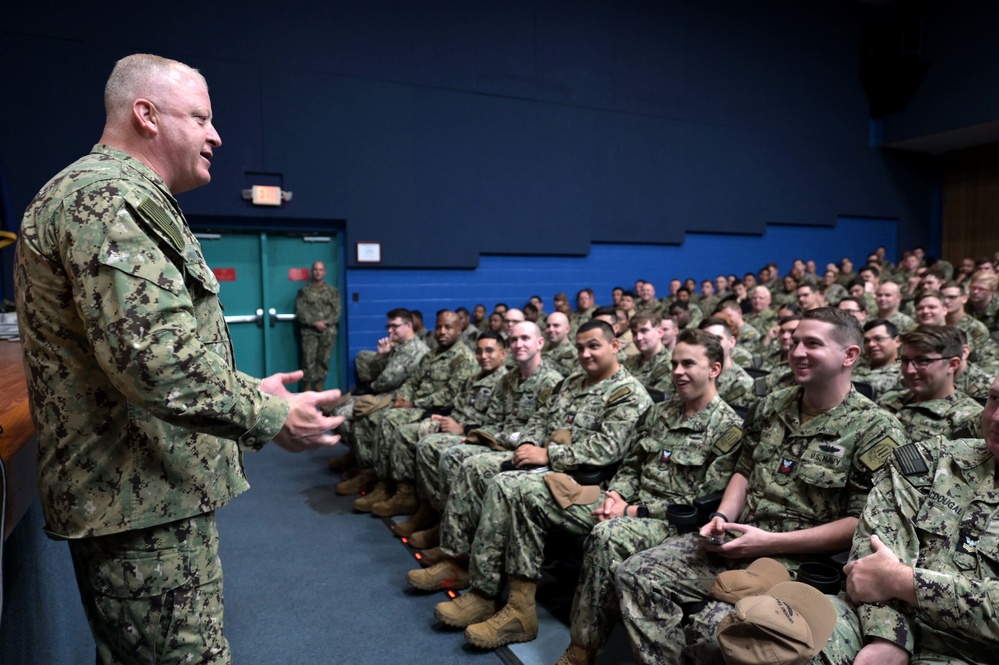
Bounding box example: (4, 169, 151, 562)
(439, 451, 513, 559)
(385, 420, 423, 483)
(616, 533, 851, 665)
(415, 434, 470, 511)
(300, 329, 335, 384)
(570, 517, 674, 649)
(353, 406, 414, 469)
(372, 408, 424, 479)
(683, 593, 862, 665)
(68, 512, 229, 665)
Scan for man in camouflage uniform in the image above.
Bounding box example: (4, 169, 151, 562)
(966, 271, 999, 333)
(842, 376, 999, 664)
(374, 331, 508, 525)
(760, 315, 802, 394)
(878, 325, 982, 442)
(615, 308, 907, 665)
(347, 311, 477, 509)
(330, 308, 428, 477)
(622, 310, 673, 401)
(13, 54, 341, 665)
(543, 311, 577, 377)
(745, 286, 777, 334)
(551, 330, 744, 665)
(699, 317, 756, 413)
(407, 322, 651, 617)
(942, 281, 999, 374)
(408, 322, 563, 554)
(853, 319, 902, 397)
(875, 281, 917, 334)
(296, 260, 341, 391)
(719, 299, 763, 354)
(635, 281, 662, 314)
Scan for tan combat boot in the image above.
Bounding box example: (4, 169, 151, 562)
(327, 450, 356, 472)
(406, 558, 470, 591)
(554, 643, 596, 665)
(434, 589, 498, 628)
(335, 468, 377, 495)
(418, 546, 445, 567)
(391, 501, 438, 538)
(352, 481, 391, 512)
(407, 523, 440, 549)
(372, 481, 419, 517)
(464, 577, 538, 649)
(301, 380, 312, 392)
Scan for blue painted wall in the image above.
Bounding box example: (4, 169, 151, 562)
(344, 216, 897, 368)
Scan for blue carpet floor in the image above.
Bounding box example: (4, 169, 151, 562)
(218, 444, 635, 665)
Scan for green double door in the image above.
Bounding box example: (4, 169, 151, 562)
(196, 231, 342, 388)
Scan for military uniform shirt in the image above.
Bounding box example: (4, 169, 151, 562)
(623, 346, 673, 395)
(395, 342, 477, 410)
(369, 336, 430, 394)
(878, 389, 983, 443)
(15, 145, 289, 539)
(475, 359, 565, 447)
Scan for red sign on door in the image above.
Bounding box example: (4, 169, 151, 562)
(213, 268, 236, 282)
(289, 268, 310, 281)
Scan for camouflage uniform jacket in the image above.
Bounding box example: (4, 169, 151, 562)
(853, 361, 901, 397)
(475, 358, 564, 448)
(623, 346, 673, 395)
(734, 386, 906, 533)
(368, 336, 429, 394)
(822, 283, 848, 306)
(851, 436, 999, 660)
(608, 395, 743, 520)
(886, 310, 917, 334)
(14, 145, 290, 539)
(716, 363, 756, 412)
(745, 309, 776, 335)
(967, 293, 999, 332)
(878, 389, 983, 443)
(957, 362, 993, 402)
(449, 366, 508, 429)
(520, 368, 653, 471)
(542, 338, 578, 377)
(395, 341, 476, 410)
(295, 281, 341, 333)
(736, 322, 763, 353)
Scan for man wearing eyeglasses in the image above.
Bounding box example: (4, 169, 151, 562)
(941, 282, 999, 374)
(878, 325, 982, 442)
(966, 271, 999, 333)
(854, 319, 903, 395)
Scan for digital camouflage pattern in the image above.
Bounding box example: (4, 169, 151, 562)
(957, 361, 994, 402)
(353, 341, 476, 468)
(853, 360, 901, 397)
(967, 292, 999, 333)
(439, 367, 652, 560)
(367, 336, 429, 394)
(15, 146, 289, 539)
(69, 512, 229, 663)
(542, 338, 578, 377)
(716, 363, 756, 412)
(615, 385, 906, 664)
(745, 309, 777, 335)
(383, 366, 506, 483)
(623, 346, 673, 396)
(851, 436, 999, 663)
(296, 280, 341, 385)
(878, 389, 982, 443)
(415, 359, 563, 511)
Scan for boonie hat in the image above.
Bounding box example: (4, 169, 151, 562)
(709, 558, 792, 604)
(717, 581, 836, 665)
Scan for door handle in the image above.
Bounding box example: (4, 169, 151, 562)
(225, 309, 266, 328)
(268, 308, 297, 327)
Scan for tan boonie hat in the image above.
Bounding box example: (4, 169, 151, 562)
(353, 394, 392, 417)
(543, 472, 601, 509)
(464, 429, 503, 451)
(545, 428, 572, 447)
(717, 581, 836, 665)
(709, 558, 792, 604)
(417, 418, 441, 438)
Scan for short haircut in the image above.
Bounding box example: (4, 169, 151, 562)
(923, 267, 947, 281)
(779, 302, 802, 315)
(914, 290, 943, 307)
(859, 265, 880, 278)
(592, 305, 618, 322)
(863, 318, 899, 338)
(105, 53, 205, 121)
(900, 325, 963, 358)
(630, 310, 662, 329)
(676, 328, 724, 367)
(801, 306, 863, 348)
(576, 319, 616, 343)
(578, 288, 595, 298)
(621, 290, 637, 299)
(970, 271, 999, 289)
(530, 294, 542, 302)
(717, 299, 740, 313)
(668, 301, 689, 313)
(455, 306, 469, 315)
(676, 286, 690, 295)
(838, 296, 865, 311)
(778, 314, 803, 326)
(523, 303, 538, 315)
(476, 330, 507, 348)
(386, 308, 413, 322)
(941, 280, 966, 294)
(699, 316, 734, 338)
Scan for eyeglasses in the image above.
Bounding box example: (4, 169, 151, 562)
(386, 322, 406, 330)
(899, 356, 956, 370)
